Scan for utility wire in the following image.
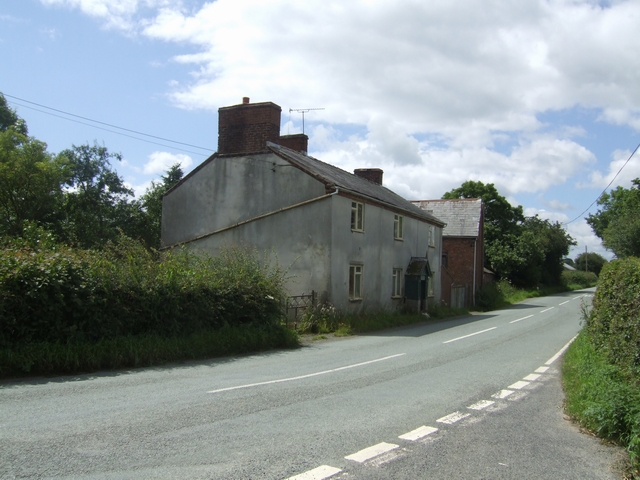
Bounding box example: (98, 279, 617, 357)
(563, 142, 640, 225)
(9, 101, 210, 157)
(4, 93, 214, 153)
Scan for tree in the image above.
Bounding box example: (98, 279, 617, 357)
(59, 143, 135, 248)
(574, 252, 608, 276)
(442, 180, 524, 245)
(443, 181, 574, 287)
(0, 112, 68, 237)
(0, 93, 28, 135)
(136, 163, 184, 249)
(587, 179, 640, 258)
(522, 215, 576, 285)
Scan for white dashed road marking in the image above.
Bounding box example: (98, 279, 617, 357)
(540, 307, 555, 313)
(508, 380, 530, 390)
(559, 300, 570, 305)
(399, 425, 438, 441)
(535, 366, 549, 373)
(523, 373, 541, 381)
(443, 327, 497, 344)
(437, 411, 471, 424)
(286, 465, 342, 480)
(468, 400, 495, 410)
(510, 315, 534, 324)
(345, 442, 399, 463)
(492, 389, 515, 399)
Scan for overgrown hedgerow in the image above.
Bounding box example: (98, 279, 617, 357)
(563, 257, 640, 476)
(0, 235, 288, 349)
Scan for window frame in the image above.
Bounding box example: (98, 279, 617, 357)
(351, 201, 365, 232)
(392, 268, 403, 298)
(428, 225, 435, 247)
(349, 264, 363, 300)
(394, 214, 404, 240)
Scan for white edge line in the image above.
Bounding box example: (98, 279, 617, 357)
(286, 465, 342, 480)
(540, 307, 555, 313)
(207, 353, 406, 394)
(510, 314, 534, 324)
(443, 327, 497, 344)
(545, 335, 578, 365)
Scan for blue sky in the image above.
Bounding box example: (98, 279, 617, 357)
(2, 0, 640, 260)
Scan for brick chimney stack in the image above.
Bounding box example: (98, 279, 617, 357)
(218, 99, 282, 154)
(217, 98, 308, 154)
(354, 168, 383, 185)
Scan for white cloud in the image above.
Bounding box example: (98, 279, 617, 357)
(582, 148, 640, 189)
(43, 0, 640, 204)
(566, 218, 614, 261)
(39, 0, 180, 31)
(143, 151, 192, 175)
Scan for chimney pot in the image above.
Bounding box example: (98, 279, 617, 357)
(242, 97, 250, 104)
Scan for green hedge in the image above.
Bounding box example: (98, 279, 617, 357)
(0, 237, 287, 348)
(586, 258, 640, 373)
(561, 269, 598, 289)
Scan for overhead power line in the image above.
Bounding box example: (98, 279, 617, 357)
(563, 142, 640, 225)
(3, 93, 214, 155)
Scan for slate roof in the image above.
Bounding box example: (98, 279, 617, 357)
(268, 142, 445, 225)
(411, 198, 482, 237)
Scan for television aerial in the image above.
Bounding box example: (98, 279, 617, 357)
(289, 107, 324, 135)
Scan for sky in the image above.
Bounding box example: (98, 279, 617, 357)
(2, 0, 640, 261)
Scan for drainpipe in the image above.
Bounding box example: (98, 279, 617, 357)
(473, 239, 477, 307)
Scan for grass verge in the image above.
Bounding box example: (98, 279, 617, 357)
(0, 324, 299, 378)
(296, 304, 468, 336)
(563, 331, 640, 478)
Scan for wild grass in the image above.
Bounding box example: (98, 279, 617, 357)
(295, 302, 468, 336)
(563, 331, 640, 478)
(475, 276, 594, 312)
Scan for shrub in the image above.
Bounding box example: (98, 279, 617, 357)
(562, 269, 598, 289)
(586, 258, 640, 373)
(0, 236, 288, 348)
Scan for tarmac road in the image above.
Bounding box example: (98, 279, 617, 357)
(0, 287, 626, 479)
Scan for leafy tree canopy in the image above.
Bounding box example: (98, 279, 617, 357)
(586, 178, 640, 258)
(574, 252, 608, 276)
(0, 105, 68, 237)
(137, 163, 184, 249)
(443, 181, 575, 287)
(0, 93, 28, 135)
(59, 143, 135, 248)
(442, 180, 524, 243)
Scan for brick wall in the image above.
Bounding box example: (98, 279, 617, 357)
(354, 168, 383, 185)
(441, 237, 483, 307)
(278, 133, 308, 153)
(218, 101, 282, 154)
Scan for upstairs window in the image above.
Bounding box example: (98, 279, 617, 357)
(349, 264, 363, 300)
(351, 201, 364, 232)
(392, 268, 403, 298)
(394, 214, 404, 240)
(428, 225, 435, 247)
